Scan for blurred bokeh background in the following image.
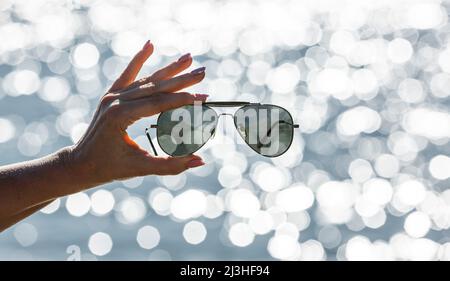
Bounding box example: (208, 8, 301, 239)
(1, 0, 450, 261)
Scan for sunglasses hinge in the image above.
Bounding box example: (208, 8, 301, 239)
(218, 113, 234, 117)
(145, 127, 158, 156)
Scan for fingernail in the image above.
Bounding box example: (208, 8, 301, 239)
(143, 40, 151, 50)
(194, 93, 209, 100)
(191, 66, 206, 75)
(187, 159, 205, 168)
(178, 53, 191, 62)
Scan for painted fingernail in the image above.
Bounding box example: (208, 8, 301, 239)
(143, 40, 151, 50)
(191, 66, 206, 75)
(178, 53, 191, 62)
(194, 93, 209, 100)
(187, 159, 205, 168)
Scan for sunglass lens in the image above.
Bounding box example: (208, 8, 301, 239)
(234, 105, 294, 157)
(157, 105, 217, 157)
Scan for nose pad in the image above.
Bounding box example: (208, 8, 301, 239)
(210, 127, 216, 139)
(237, 124, 247, 137)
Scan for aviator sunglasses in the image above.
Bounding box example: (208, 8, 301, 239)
(145, 102, 299, 157)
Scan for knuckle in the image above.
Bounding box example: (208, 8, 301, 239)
(100, 93, 119, 107)
(137, 77, 150, 85)
(99, 101, 134, 130)
(153, 80, 167, 91)
(141, 81, 157, 93)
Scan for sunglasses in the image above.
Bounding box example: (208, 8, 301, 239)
(145, 102, 299, 157)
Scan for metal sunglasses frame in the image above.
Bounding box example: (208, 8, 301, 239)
(145, 101, 299, 157)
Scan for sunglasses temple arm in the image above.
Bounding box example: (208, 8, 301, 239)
(266, 121, 299, 135)
(145, 128, 158, 156)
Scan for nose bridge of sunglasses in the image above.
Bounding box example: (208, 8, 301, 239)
(209, 113, 235, 139)
(218, 113, 234, 118)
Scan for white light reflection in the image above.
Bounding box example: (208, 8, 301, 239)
(117, 196, 147, 224)
(229, 222, 255, 247)
(275, 184, 314, 212)
(66, 192, 91, 217)
(0, 117, 16, 143)
(149, 188, 173, 216)
(90, 189, 115, 216)
(429, 155, 450, 180)
(183, 220, 207, 245)
(137, 225, 160, 250)
(40, 198, 61, 214)
(14, 223, 38, 247)
(267, 234, 300, 260)
(404, 211, 431, 238)
(228, 189, 260, 218)
(71, 43, 100, 69)
(170, 189, 207, 220)
(88, 232, 113, 256)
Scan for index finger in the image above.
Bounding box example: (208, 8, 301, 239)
(117, 66, 206, 101)
(109, 40, 154, 92)
(127, 92, 209, 121)
(156, 67, 206, 93)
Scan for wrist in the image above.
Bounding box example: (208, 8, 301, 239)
(55, 146, 103, 196)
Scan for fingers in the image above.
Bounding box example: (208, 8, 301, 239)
(109, 40, 154, 92)
(118, 66, 206, 101)
(157, 67, 206, 93)
(127, 92, 209, 121)
(149, 154, 205, 175)
(151, 53, 193, 81)
(125, 53, 193, 89)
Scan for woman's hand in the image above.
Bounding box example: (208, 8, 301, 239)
(67, 41, 208, 191)
(0, 40, 209, 230)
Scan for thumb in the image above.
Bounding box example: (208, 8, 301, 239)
(148, 154, 205, 175)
